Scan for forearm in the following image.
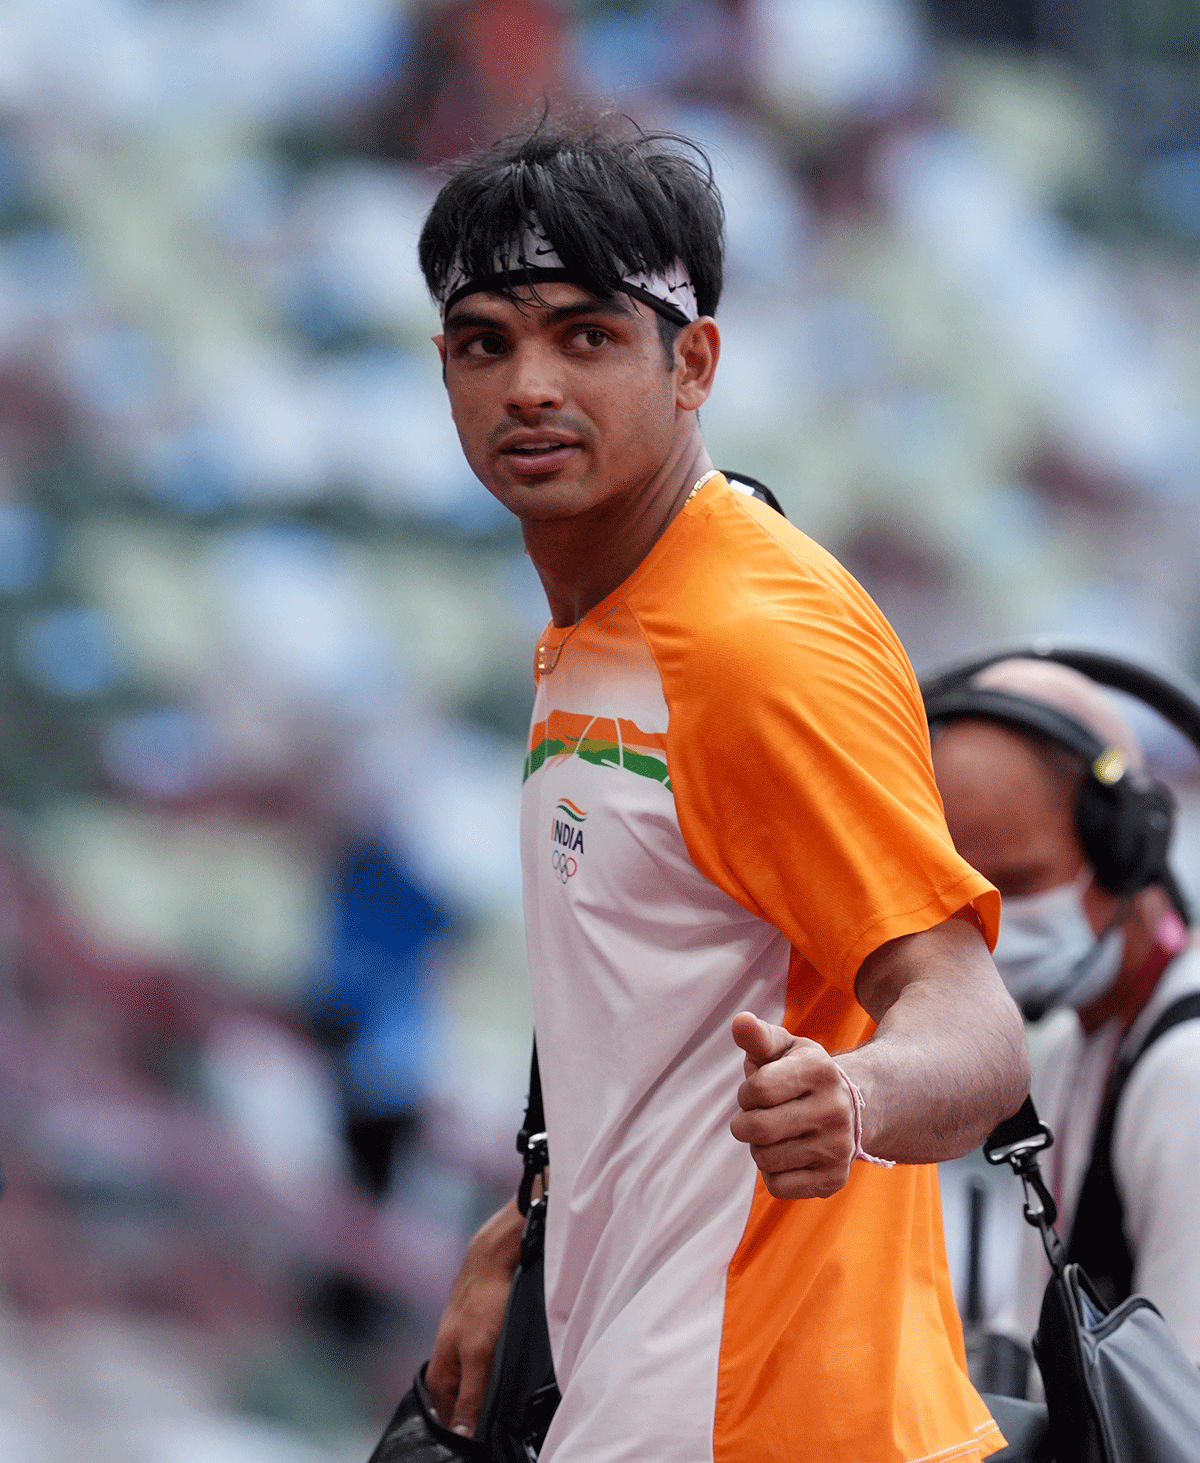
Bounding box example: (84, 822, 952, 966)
(425, 1195, 525, 1430)
(475, 1192, 525, 1269)
(843, 915, 1030, 1164)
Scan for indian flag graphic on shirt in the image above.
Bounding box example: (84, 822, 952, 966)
(524, 709, 672, 788)
(549, 797, 586, 883)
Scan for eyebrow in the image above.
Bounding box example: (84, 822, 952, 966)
(543, 298, 633, 324)
(444, 296, 634, 333)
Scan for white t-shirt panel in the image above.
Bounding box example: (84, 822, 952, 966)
(521, 626, 786, 1462)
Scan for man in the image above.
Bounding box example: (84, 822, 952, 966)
(929, 656, 1200, 1367)
(417, 119, 1028, 1461)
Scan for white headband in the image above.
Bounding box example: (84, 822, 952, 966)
(439, 222, 698, 326)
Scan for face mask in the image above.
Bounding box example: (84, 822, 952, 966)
(992, 868, 1126, 1021)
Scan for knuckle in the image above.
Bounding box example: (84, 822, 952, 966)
(818, 1161, 852, 1197)
(739, 1113, 771, 1145)
(749, 1138, 786, 1172)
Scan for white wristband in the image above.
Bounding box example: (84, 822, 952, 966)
(835, 1065, 895, 1168)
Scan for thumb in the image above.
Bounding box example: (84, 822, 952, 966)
(731, 1011, 794, 1072)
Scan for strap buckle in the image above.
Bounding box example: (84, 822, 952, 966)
(517, 1131, 548, 1218)
(983, 1096, 1065, 1272)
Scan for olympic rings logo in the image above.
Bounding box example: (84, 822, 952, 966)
(551, 849, 577, 883)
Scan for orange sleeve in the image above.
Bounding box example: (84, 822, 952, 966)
(654, 546, 998, 995)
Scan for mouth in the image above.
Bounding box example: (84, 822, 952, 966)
(499, 437, 579, 474)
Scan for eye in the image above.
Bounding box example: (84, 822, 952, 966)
(460, 331, 507, 358)
(570, 326, 611, 350)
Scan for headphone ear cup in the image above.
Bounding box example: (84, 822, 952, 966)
(1076, 774, 1175, 896)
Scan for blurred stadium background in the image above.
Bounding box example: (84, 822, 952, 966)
(1, 0, 1199, 1457)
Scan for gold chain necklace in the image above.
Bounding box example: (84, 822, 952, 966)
(535, 470, 720, 677)
(683, 467, 720, 505)
(536, 624, 577, 677)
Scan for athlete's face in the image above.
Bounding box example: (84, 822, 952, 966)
(436, 282, 713, 524)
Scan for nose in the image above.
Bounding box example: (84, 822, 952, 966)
(506, 340, 564, 417)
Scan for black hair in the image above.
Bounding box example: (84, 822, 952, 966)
(418, 117, 725, 325)
(653, 314, 683, 366)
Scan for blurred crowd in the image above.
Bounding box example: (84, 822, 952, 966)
(1, 0, 1200, 1458)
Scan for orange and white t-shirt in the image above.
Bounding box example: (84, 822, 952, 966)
(520, 475, 1003, 1463)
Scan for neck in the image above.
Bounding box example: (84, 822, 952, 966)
(524, 439, 714, 627)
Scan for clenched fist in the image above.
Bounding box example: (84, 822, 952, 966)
(729, 1012, 857, 1200)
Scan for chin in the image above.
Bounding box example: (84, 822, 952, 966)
(492, 475, 603, 522)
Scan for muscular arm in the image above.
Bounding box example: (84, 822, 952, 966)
(846, 908, 1030, 1160)
(731, 909, 1030, 1197)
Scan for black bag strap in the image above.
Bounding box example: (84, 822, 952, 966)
(1066, 990, 1200, 1306)
(984, 1094, 1066, 1274)
(472, 1038, 560, 1457)
(518, 1040, 544, 1142)
(720, 469, 786, 517)
(516, 1039, 548, 1219)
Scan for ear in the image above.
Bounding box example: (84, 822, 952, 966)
(674, 318, 720, 412)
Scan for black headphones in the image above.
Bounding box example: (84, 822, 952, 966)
(920, 641, 1200, 906)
